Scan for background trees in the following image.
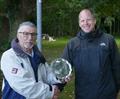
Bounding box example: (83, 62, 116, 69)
(42, 0, 120, 36)
(0, 0, 120, 41)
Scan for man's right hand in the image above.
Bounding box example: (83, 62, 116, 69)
(52, 85, 60, 99)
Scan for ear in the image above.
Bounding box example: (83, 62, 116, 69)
(93, 19, 96, 26)
(17, 33, 18, 38)
(16, 33, 20, 41)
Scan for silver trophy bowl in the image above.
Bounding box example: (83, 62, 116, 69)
(50, 58, 72, 80)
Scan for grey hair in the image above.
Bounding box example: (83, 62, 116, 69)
(17, 21, 36, 33)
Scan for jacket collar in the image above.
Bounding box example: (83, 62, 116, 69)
(11, 38, 38, 58)
(77, 29, 103, 41)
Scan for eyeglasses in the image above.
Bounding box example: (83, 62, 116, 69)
(19, 32, 37, 37)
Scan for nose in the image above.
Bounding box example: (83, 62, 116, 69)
(27, 34, 35, 41)
(27, 34, 32, 39)
(80, 19, 88, 25)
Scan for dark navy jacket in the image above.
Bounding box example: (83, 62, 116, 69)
(62, 29, 120, 99)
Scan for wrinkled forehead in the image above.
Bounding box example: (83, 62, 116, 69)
(17, 25, 36, 33)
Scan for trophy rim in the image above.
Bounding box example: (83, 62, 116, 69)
(50, 58, 72, 79)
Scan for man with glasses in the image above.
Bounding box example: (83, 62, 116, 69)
(1, 21, 65, 99)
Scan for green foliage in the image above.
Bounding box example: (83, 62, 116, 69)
(42, 0, 120, 36)
(116, 37, 120, 49)
(0, 0, 6, 13)
(1, 0, 120, 38)
(42, 0, 81, 36)
(6, 0, 20, 21)
(0, 40, 10, 56)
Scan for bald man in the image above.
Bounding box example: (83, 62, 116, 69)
(62, 9, 120, 99)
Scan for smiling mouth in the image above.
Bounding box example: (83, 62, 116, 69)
(84, 27, 90, 30)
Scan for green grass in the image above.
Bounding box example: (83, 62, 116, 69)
(42, 37, 69, 63)
(116, 37, 120, 46)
